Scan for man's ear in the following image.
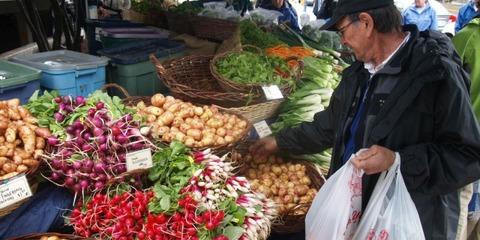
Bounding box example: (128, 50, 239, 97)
(358, 12, 375, 37)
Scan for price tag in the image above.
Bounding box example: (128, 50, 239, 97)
(126, 149, 153, 172)
(262, 85, 284, 100)
(254, 120, 272, 138)
(95, 28, 102, 41)
(0, 174, 32, 209)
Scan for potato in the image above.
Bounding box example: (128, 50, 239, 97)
(0, 136, 4, 144)
(36, 137, 45, 149)
(35, 127, 51, 138)
(7, 98, 20, 108)
(0, 146, 7, 157)
(16, 164, 28, 173)
(0, 157, 6, 168)
(151, 94, 166, 107)
(146, 106, 164, 116)
(13, 155, 23, 165)
(5, 127, 16, 143)
(147, 114, 157, 123)
(34, 149, 44, 160)
(8, 108, 21, 120)
(3, 162, 17, 173)
(22, 159, 38, 167)
(18, 126, 35, 154)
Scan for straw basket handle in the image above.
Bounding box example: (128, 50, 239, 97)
(150, 54, 170, 77)
(241, 44, 263, 54)
(101, 83, 131, 99)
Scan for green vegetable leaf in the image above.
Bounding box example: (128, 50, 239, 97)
(223, 226, 244, 240)
(160, 196, 171, 211)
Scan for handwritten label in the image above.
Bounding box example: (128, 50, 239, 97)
(253, 121, 272, 138)
(262, 85, 284, 100)
(126, 149, 153, 171)
(0, 175, 32, 209)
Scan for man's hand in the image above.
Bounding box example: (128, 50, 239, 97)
(249, 136, 279, 159)
(351, 145, 396, 175)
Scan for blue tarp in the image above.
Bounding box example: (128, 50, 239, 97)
(0, 183, 74, 239)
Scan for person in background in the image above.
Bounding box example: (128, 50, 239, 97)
(402, 0, 437, 31)
(453, 13, 480, 240)
(250, 0, 480, 238)
(257, 0, 301, 31)
(455, 0, 480, 33)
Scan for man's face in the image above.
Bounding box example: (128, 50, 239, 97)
(336, 17, 369, 62)
(272, 0, 283, 9)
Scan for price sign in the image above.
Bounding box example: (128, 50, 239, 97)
(126, 149, 153, 172)
(0, 174, 32, 209)
(262, 85, 284, 100)
(253, 120, 272, 138)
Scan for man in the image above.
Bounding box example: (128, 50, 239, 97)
(250, 0, 480, 238)
(455, 0, 480, 33)
(453, 14, 480, 240)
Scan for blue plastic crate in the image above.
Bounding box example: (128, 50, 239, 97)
(0, 60, 41, 104)
(11, 50, 108, 97)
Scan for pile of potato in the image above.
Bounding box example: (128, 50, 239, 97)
(0, 99, 50, 180)
(136, 94, 249, 148)
(241, 154, 318, 215)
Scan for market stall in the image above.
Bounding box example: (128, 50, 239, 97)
(0, 1, 350, 238)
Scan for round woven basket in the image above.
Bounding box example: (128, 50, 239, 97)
(7, 233, 90, 240)
(210, 45, 302, 98)
(232, 144, 326, 234)
(0, 161, 41, 218)
(165, 11, 194, 35)
(150, 54, 258, 108)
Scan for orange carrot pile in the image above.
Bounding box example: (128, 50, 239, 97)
(266, 45, 315, 68)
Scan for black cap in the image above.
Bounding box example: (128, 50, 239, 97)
(320, 0, 394, 31)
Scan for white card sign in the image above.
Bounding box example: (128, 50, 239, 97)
(0, 174, 32, 209)
(126, 149, 153, 171)
(254, 120, 272, 138)
(262, 85, 284, 100)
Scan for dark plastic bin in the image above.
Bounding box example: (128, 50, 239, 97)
(98, 39, 186, 96)
(0, 60, 41, 104)
(85, 19, 144, 55)
(100, 27, 170, 49)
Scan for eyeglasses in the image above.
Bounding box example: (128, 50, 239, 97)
(337, 21, 357, 38)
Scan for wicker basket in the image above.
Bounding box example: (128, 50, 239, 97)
(165, 11, 194, 35)
(0, 160, 41, 218)
(100, 83, 151, 106)
(211, 45, 302, 98)
(150, 54, 262, 108)
(232, 145, 326, 234)
(191, 15, 238, 41)
(7, 233, 89, 240)
(216, 100, 283, 123)
(0, 180, 39, 218)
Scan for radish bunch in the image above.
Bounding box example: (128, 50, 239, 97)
(45, 102, 153, 194)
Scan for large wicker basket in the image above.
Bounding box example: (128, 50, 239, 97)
(232, 144, 326, 234)
(191, 15, 238, 41)
(150, 54, 256, 108)
(211, 45, 302, 99)
(7, 233, 89, 240)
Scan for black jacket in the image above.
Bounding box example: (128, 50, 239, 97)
(276, 25, 480, 239)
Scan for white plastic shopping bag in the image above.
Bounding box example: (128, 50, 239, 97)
(353, 155, 425, 240)
(305, 154, 363, 240)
